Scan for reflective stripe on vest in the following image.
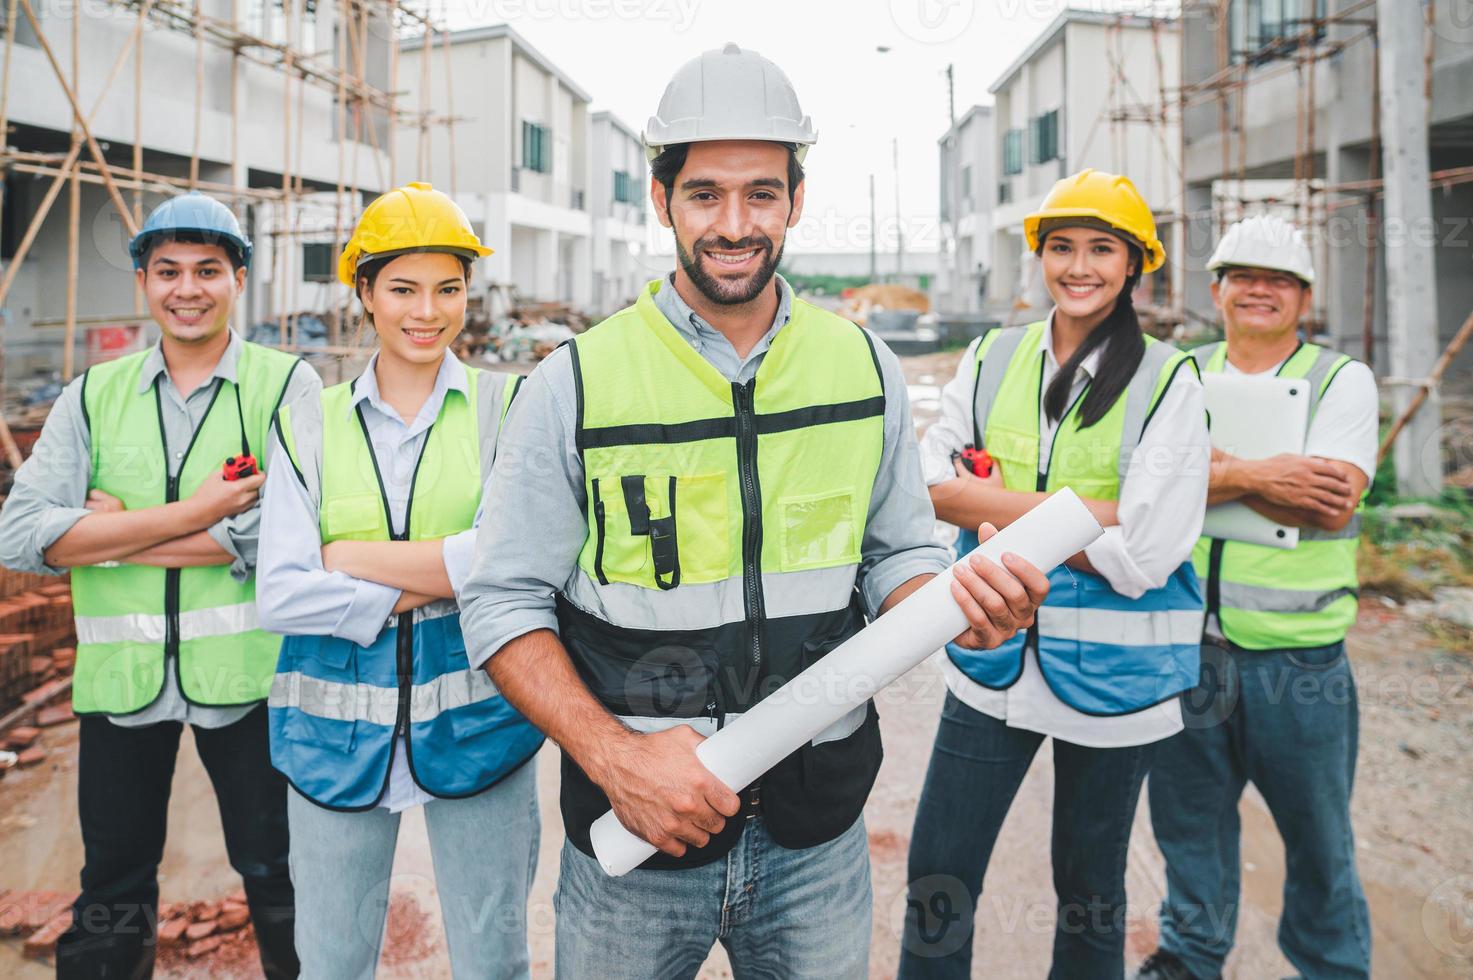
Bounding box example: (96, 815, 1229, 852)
(70, 342, 301, 715)
(1191, 341, 1361, 650)
(557, 279, 888, 867)
(268, 361, 544, 809)
(947, 321, 1203, 715)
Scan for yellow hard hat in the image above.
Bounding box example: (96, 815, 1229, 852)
(337, 181, 492, 286)
(1023, 169, 1165, 274)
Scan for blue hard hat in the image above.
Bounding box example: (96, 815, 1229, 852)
(129, 191, 253, 271)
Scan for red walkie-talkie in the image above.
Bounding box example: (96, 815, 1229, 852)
(223, 454, 258, 480)
(951, 444, 994, 478)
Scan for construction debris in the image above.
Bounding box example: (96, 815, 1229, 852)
(836, 283, 930, 327)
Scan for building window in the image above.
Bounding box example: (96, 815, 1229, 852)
(1029, 110, 1059, 165)
(1230, 0, 1328, 64)
(998, 182, 1012, 205)
(1002, 129, 1024, 176)
(613, 170, 639, 205)
(961, 164, 972, 202)
(302, 242, 337, 283)
(521, 121, 551, 174)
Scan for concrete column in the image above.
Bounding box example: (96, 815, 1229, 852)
(1180, 183, 1216, 325)
(1324, 145, 1373, 359)
(1376, 0, 1443, 496)
(536, 228, 558, 301)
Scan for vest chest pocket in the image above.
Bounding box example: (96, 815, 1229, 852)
(778, 491, 859, 572)
(323, 491, 385, 540)
(591, 472, 729, 589)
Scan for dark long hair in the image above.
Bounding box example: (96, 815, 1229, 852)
(1044, 254, 1146, 429)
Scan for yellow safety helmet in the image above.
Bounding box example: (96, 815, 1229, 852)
(1023, 169, 1165, 274)
(337, 181, 492, 286)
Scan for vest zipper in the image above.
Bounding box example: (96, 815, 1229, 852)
(732, 380, 766, 688)
(352, 400, 437, 769)
(1027, 362, 1090, 660)
(155, 379, 225, 675)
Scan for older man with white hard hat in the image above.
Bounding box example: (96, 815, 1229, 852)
(1136, 214, 1376, 980)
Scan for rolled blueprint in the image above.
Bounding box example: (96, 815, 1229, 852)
(589, 487, 1104, 877)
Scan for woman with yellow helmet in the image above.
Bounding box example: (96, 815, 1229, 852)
(256, 182, 544, 978)
(899, 170, 1210, 977)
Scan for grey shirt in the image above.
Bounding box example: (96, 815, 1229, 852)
(459, 273, 950, 669)
(0, 331, 321, 728)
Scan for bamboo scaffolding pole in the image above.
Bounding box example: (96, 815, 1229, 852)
(191, 0, 203, 188)
(442, 23, 455, 197)
(18, 0, 141, 238)
(133, 0, 144, 314)
(64, 6, 80, 381)
(0, 0, 20, 239)
(1378, 306, 1473, 466)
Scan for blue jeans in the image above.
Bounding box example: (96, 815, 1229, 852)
(554, 814, 872, 979)
(898, 691, 1154, 980)
(1149, 640, 1371, 979)
(287, 759, 538, 979)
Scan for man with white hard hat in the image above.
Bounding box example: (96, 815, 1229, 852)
(458, 43, 1048, 978)
(1136, 214, 1376, 980)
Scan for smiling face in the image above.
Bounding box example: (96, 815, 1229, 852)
(358, 251, 468, 367)
(653, 140, 804, 307)
(1039, 226, 1138, 325)
(1212, 266, 1311, 339)
(136, 239, 245, 345)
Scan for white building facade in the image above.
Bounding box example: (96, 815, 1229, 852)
(589, 111, 650, 316)
(397, 24, 593, 310)
(938, 104, 996, 314)
(989, 10, 1181, 313)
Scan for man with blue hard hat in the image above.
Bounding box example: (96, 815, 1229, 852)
(0, 190, 318, 978)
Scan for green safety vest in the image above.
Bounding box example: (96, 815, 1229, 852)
(1191, 341, 1362, 650)
(71, 341, 303, 715)
(979, 321, 1190, 498)
(275, 364, 520, 543)
(557, 279, 887, 867)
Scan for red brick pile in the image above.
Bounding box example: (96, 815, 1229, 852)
(155, 892, 258, 965)
(0, 888, 78, 960)
(0, 889, 260, 967)
(0, 573, 76, 727)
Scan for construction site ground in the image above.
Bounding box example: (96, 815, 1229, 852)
(2, 349, 1471, 979)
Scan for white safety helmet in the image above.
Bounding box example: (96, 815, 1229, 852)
(644, 43, 818, 163)
(1207, 214, 1315, 285)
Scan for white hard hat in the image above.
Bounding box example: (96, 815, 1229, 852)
(1207, 214, 1315, 285)
(644, 43, 817, 163)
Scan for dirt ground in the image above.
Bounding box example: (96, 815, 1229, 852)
(1, 349, 1470, 978)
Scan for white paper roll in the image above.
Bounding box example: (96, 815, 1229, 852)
(589, 487, 1103, 876)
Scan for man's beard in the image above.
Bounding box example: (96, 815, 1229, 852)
(675, 231, 784, 306)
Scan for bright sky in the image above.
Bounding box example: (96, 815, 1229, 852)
(435, 0, 1173, 253)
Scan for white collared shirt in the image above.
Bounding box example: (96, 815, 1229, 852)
(918, 315, 1210, 748)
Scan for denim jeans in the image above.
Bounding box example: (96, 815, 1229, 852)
(55, 704, 298, 980)
(554, 814, 872, 979)
(898, 691, 1154, 980)
(1148, 640, 1371, 979)
(287, 759, 538, 979)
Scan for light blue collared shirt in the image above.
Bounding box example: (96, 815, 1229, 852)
(458, 273, 951, 669)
